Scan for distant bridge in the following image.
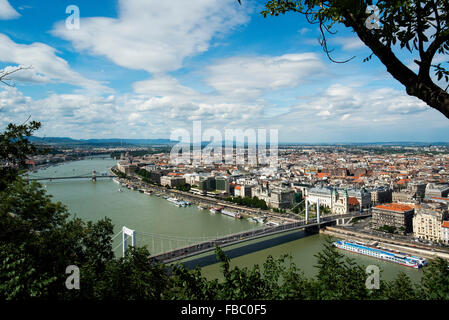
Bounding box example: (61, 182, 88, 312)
(28, 175, 115, 181)
(27, 171, 114, 181)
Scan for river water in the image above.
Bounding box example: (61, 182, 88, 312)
(31, 157, 424, 283)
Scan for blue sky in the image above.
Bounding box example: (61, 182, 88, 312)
(0, 0, 448, 142)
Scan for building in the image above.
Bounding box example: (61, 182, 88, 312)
(149, 170, 165, 184)
(369, 187, 392, 206)
(413, 203, 449, 242)
(410, 183, 427, 200)
(117, 161, 137, 175)
(160, 176, 186, 188)
(198, 176, 216, 191)
(429, 197, 449, 207)
(215, 176, 230, 193)
(392, 183, 426, 203)
(269, 189, 295, 209)
(372, 203, 414, 234)
(145, 164, 157, 172)
(307, 187, 368, 213)
(241, 184, 254, 198)
(307, 187, 333, 208)
(425, 183, 449, 198)
(392, 191, 416, 204)
(184, 173, 200, 186)
(346, 188, 371, 209)
(253, 185, 294, 209)
(441, 221, 449, 245)
(234, 185, 242, 197)
(331, 189, 349, 215)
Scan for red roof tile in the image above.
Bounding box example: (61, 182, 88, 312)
(375, 203, 413, 212)
(348, 197, 359, 206)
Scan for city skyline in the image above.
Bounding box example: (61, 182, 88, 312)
(0, 0, 448, 142)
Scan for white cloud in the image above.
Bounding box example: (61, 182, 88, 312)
(0, 81, 446, 142)
(127, 52, 326, 128)
(52, 0, 250, 74)
(0, 0, 19, 20)
(0, 34, 109, 92)
(331, 37, 365, 51)
(271, 84, 448, 142)
(298, 27, 311, 35)
(205, 53, 326, 97)
(0, 86, 266, 139)
(295, 84, 428, 118)
(133, 75, 197, 97)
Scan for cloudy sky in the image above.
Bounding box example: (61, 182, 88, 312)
(0, 0, 448, 142)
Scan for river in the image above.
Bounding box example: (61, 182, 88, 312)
(31, 157, 424, 283)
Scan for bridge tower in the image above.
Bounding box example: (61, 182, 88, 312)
(305, 197, 309, 222)
(92, 170, 97, 182)
(122, 226, 136, 257)
(317, 198, 321, 224)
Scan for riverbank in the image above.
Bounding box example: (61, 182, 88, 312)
(322, 226, 449, 261)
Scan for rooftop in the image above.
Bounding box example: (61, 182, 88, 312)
(375, 203, 413, 212)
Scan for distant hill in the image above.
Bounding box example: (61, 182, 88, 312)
(28, 136, 449, 147)
(28, 136, 177, 146)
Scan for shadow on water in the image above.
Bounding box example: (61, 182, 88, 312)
(179, 229, 313, 269)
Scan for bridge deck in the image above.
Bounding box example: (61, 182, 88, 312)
(28, 175, 115, 180)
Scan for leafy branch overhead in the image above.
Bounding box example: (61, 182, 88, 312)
(246, 0, 449, 119)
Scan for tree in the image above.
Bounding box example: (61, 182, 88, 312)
(384, 272, 418, 300)
(0, 121, 42, 191)
(418, 257, 449, 299)
(257, 1, 449, 118)
(176, 183, 191, 192)
(312, 238, 380, 299)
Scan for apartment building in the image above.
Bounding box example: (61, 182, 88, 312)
(441, 221, 449, 245)
(369, 187, 392, 206)
(413, 203, 449, 242)
(160, 176, 186, 188)
(372, 203, 414, 234)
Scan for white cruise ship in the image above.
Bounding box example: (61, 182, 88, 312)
(334, 240, 427, 269)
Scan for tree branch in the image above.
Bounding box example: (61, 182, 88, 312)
(344, 10, 449, 118)
(0, 66, 33, 87)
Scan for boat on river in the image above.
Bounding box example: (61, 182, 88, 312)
(221, 209, 242, 219)
(167, 197, 186, 207)
(250, 216, 266, 224)
(209, 206, 223, 214)
(333, 240, 427, 269)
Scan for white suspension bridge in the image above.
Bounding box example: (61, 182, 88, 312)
(111, 198, 371, 264)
